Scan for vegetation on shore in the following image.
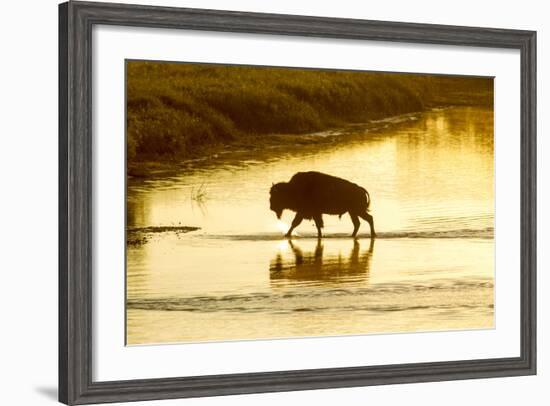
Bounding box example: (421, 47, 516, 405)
(127, 61, 493, 167)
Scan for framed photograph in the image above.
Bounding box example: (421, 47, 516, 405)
(59, 1, 536, 404)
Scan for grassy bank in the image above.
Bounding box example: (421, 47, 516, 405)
(127, 61, 493, 166)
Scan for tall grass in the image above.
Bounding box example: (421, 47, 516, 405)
(127, 61, 492, 162)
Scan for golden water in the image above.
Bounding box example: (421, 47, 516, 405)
(126, 106, 494, 345)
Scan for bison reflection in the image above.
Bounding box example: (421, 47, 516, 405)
(270, 171, 375, 239)
(270, 239, 374, 287)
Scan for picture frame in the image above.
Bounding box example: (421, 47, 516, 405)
(59, 1, 537, 404)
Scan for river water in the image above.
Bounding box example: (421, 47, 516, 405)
(126, 106, 494, 345)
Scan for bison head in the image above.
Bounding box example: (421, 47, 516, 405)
(270, 182, 290, 219)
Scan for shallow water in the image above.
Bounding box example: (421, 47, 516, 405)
(126, 106, 494, 345)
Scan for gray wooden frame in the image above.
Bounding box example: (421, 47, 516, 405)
(59, 1, 537, 404)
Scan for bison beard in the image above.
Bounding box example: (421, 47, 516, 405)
(269, 171, 376, 239)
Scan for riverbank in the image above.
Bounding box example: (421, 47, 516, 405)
(127, 61, 493, 177)
(127, 109, 425, 178)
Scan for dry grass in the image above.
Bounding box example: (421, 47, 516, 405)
(127, 61, 493, 163)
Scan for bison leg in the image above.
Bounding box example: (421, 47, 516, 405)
(285, 213, 303, 238)
(360, 212, 376, 238)
(350, 213, 360, 238)
(313, 213, 324, 239)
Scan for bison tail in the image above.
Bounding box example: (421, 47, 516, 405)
(365, 189, 371, 212)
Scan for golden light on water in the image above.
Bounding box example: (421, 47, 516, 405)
(277, 240, 290, 251)
(275, 220, 289, 234)
(126, 105, 495, 345)
(275, 220, 300, 237)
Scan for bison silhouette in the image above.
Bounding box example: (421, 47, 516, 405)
(270, 171, 376, 239)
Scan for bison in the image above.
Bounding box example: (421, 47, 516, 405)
(270, 171, 376, 239)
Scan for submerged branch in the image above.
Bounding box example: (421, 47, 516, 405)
(127, 226, 201, 246)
